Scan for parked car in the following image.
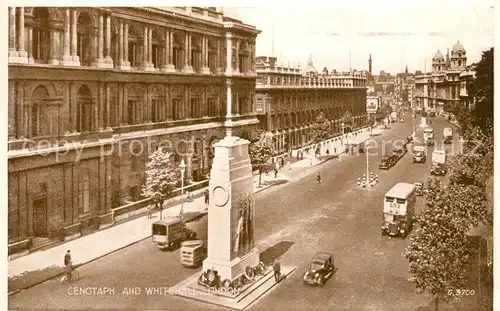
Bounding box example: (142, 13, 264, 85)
(303, 252, 336, 286)
(379, 155, 397, 170)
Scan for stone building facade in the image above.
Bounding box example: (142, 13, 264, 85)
(7, 6, 260, 252)
(254, 56, 368, 154)
(414, 41, 471, 114)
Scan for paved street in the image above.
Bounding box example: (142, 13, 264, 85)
(9, 117, 468, 310)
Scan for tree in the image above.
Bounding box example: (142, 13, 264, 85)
(309, 112, 332, 145)
(469, 48, 493, 135)
(375, 104, 393, 122)
(142, 148, 180, 218)
(249, 134, 276, 188)
(404, 178, 471, 311)
(340, 110, 353, 132)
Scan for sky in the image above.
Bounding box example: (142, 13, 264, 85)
(224, 4, 494, 75)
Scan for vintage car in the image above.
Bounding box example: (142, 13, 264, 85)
(430, 163, 447, 176)
(303, 252, 336, 286)
(444, 136, 453, 145)
(415, 182, 424, 196)
(379, 155, 397, 170)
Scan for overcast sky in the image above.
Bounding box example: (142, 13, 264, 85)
(224, 4, 494, 75)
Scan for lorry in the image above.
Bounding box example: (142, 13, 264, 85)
(423, 127, 434, 146)
(443, 127, 453, 144)
(412, 145, 426, 163)
(152, 218, 197, 250)
(430, 150, 447, 176)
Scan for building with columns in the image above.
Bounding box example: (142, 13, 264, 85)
(254, 56, 368, 154)
(414, 41, 472, 114)
(7, 6, 260, 253)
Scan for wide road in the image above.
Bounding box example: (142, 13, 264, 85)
(9, 116, 462, 311)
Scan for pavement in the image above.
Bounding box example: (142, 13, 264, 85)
(8, 127, 372, 295)
(9, 118, 489, 311)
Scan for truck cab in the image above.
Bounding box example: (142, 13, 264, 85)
(412, 145, 426, 163)
(180, 240, 207, 267)
(443, 127, 453, 144)
(423, 128, 434, 146)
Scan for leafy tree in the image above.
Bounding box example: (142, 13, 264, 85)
(309, 112, 332, 144)
(404, 178, 470, 311)
(340, 110, 353, 132)
(249, 134, 276, 188)
(142, 148, 180, 218)
(375, 104, 393, 122)
(469, 48, 493, 135)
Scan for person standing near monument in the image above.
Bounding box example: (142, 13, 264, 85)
(273, 258, 281, 282)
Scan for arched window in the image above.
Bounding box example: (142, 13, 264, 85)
(32, 8, 51, 63)
(150, 86, 164, 123)
(31, 85, 53, 137)
(127, 85, 144, 125)
(77, 12, 96, 66)
(127, 25, 142, 68)
(191, 35, 202, 72)
(172, 32, 184, 71)
(77, 85, 94, 132)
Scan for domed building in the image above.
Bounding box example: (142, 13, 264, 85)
(414, 41, 473, 115)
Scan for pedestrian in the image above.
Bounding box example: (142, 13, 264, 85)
(334, 147, 337, 154)
(316, 172, 322, 183)
(326, 149, 330, 156)
(64, 250, 73, 281)
(296, 152, 299, 160)
(275, 162, 280, 172)
(204, 189, 209, 205)
(287, 160, 291, 170)
(280, 157, 284, 167)
(274, 168, 278, 178)
(273, 258, 281, 282)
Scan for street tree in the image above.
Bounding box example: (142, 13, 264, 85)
(249, 134, 276, 188)
(404, 178, 470, 311)
(142, 148, 180, 218)
(469, 47, 493, 135)
(341, 110, 354, 132)
(375, 104, 393, 122)
(310, 112, 332, 145)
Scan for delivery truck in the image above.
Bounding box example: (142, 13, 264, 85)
(443, 127, 453, 144)
(430, 150, 447, 176)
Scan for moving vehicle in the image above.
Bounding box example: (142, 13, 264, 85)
(412, 145, 426, 163)
(423, 127, 434, 146)
(180, 240, 207, 267)
(429, 108, 436, 117)
(381, 183, 416, 238)
(443, 127, 453, 144)
(390, 112, 398, 123)
(303, 252, 336, 286)
(415, 182, 424, 196)
(430, 150, 447, 176)
(152, 218, 197, 250)
(379, 154, 398, 170)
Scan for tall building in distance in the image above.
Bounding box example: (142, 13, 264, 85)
(7, 6, 260, 253)
(254, 55, 368, 154)
(414, 41, 474, 114)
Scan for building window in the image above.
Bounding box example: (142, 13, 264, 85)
(79, 174, 90, 215)
(207, 98, 215, 116)
(128, 42, 137, 68)
(32, 8, 51, 63)
(190, 98, 199, 118)
(77, 85, 94, 133)
(151, 99, 159, 122)
(76, 12, 95, 66)
(172, 98, 179, 120)
(30, 85, 54, 137)
(127, 100, 136, 125)
(152, 44, 160, 68)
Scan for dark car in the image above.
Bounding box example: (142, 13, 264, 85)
(303, 252, 336, 286)
(430, 163, 447, 176)
(444, 137, 452, 145)
(379, 155, 397, 169)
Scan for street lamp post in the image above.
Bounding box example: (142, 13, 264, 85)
(341, 122, 345, 147)
(179, 159, 187, 221)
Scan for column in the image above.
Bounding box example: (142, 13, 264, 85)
(92, 14, 105, 67)
(71, 10, 80, 64)
(225, 33, 232, 75)
(17, 7, 27, 59)
(61, 8, 72, 65)
(27, 27, 34, 63)
(169, 31, 173, 65)
(216, 38, 221, 72)
(117, 21, 124, 66)
(124, 23, 129, 65)
(8, 7, 19, 59)
(182, 32, 193, 73)
(161, 30, 175, 72)
(105, 15, 113, 64)
(142, 27, 148, 66)
(148, 27, 152, 65)
(105, 84, 111, 129)
(234, 40, 240, 73)
(48, 29, 59, 65)
(200, 36, 210, 74)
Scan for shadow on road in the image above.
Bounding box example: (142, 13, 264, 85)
(259, 241, 295, 265)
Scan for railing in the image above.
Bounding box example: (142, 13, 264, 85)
(111, 179, 209, 219)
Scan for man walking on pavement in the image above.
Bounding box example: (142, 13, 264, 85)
(204, 189, 209, 205)
(64, 250, 73, 281)
(273, 258, 281, 282)
(316, 172, 322, 183)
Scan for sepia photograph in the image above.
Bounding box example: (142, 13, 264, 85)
(4, 2, 495, 311)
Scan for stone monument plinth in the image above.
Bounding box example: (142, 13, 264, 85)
(202, 135, 259, 282)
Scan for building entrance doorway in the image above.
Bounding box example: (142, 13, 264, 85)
(33, 196, 48, 237)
